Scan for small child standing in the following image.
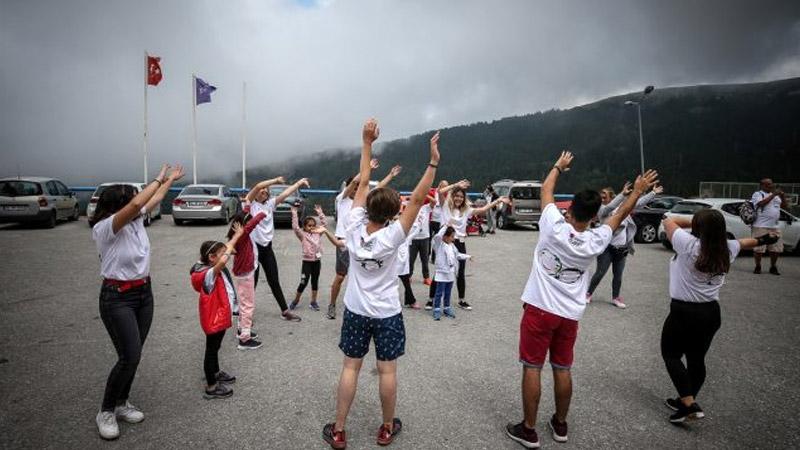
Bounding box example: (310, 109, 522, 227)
(228, 211, 267, 350)
(190, 223, 245, 400)
(431, 226, 471, 320)
(289, 205, 328, 311)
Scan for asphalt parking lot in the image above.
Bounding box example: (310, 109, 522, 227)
(0, 217, 798, 449)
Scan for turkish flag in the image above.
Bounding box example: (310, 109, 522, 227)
(147, 56, 163, 86)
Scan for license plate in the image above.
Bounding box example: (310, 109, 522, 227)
(2, 205, 26, 211)
(517, 208, 533, 213)
(187, 201, 206, 207)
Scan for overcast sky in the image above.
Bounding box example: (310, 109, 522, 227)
(1, 0, 799, 185)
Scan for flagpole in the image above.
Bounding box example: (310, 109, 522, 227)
(192, 74, 197, 184)
(242, 81, 247, 189)
(143, 51, 148, 183)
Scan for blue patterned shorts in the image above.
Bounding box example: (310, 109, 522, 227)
(339, 308, 406, 361)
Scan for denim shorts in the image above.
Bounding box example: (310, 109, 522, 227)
(339, 308, 406, 361)
(335, 246, 350, 275)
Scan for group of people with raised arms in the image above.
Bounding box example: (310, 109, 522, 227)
(89, 119, 779, 446)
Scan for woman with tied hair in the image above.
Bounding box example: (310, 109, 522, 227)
(660, 210, 777, 423)
(90, 164, 184, 440)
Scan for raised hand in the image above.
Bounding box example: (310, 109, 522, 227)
(390, 165, 402, 177)
(314, 204, 324, 216)
(311, 226, 327, 234)
(370, 158, 380, 170)
(621, 181, 633, 195)
(457, 179, 470, 189)
(276, 176, 286, 184)
(554, 151, 574, 172)
(363, 118, 380, 144)
(156, 164, 170, 182)
(634, 169, 659, 194)
(297, 178, 310, 188)
(499, 196, 511, 205)
(653, 184, 664, 195)
(168, 164, 185, 182)
(430, 131, 440, 164)
(232, 221, 244, 238)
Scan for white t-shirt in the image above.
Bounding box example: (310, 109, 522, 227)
(93, 209, 150, 280)
(343, 207, 408, 318)
(521, 203, 614, 321)
(335, 192, 354, 238)
(431, 191, 443, 223)
(249, 198, 277, 246)
(442, 205, 473, 240)
(669, 229, 741, 303)
(397, 222, 422, 277)
(413, 204, 431, 239)
(751, 191, 782, 228)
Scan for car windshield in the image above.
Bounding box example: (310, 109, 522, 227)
(670, 202, 710, 214)
(182, 186, 219, 196)
(510, 187, 538, 200)
(0, 181, 42, 196)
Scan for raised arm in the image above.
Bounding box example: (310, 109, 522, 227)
(440, 179, 469, 194)
(245, 176, 286, 203)
(541, 151, 574, 208)
(314, 204, 328, 227)
(376, 165, 402, 189)
(214, 223, 244, 275)
(662, 215, 692, 242)
(353, 119, 380, 209)
(275, 178, 310, 205)
(290, 207, 303, 240)
(739, 233, 779, 251)
(473, 197, 510, 215)
(112, 164, 177, 234)
(145, 165, 185, 215)
(316, 227, 346, 249)
(399, 131, 440, 234)
(606, 170, 659, 232)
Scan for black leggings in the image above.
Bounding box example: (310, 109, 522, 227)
(660, 300, 721, 398)
(429, 221, 441, 262)
(99, 283, 154, 411)
(399, 274, 417, 305)
(429, 239, 467, 300)
(297, 260, 321, 293)
(254, 242, 289, 312)
(204, 330, 226, 385)
(409, 238, 430, 279)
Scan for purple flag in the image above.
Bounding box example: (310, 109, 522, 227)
(195, 77, 216, 105)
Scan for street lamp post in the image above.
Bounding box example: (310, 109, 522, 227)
(625, 85, 654, 174)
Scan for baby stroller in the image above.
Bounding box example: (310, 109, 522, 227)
(466, 214, 487, 237)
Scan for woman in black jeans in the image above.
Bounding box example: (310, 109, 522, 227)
(90, 164, 184, 440)
(660, 211, 776, 423)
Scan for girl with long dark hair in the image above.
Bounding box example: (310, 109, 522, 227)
(660, 210, 777, 423)
(91, 164, 184, 440)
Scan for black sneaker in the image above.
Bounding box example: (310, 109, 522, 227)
(236, 329, 258, 339)
(215, 370, 236, 384)
(753, 265, 762, 274)
(425, 301, 433, 311)
(669, 402, 704, 423)
(237, 338, 263, 350)
(458, 301, 473, 311)
(664, 397, 681, 411)
(203, 383, 233, 400)
(769, 266, 781, 276)
(548, 415, 568, 443)
(505, 422, 540, 448)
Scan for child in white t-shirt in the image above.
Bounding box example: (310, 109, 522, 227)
(431, 226, 471, 320)
(506, 151, 658, 448)
(323, 120, 441, 450)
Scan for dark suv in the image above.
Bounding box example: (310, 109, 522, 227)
(630, 195, 683, 243)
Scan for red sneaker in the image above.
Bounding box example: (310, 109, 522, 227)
(376, 418, 402, 446)
(423, 278, 432, 286)
(323, 423, 347, 449)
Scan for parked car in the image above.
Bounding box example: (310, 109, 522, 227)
(0, 177, 79, 228)
(492, 179, 542, 229)
(172, 184, 240, 225)
(270, 184, 307, 226)
(630, 195, 683, 243)
(87, 182, 162, 227)
(659, 198, 800, 252)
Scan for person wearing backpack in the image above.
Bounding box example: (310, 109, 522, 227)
(750, 178, 786, 275)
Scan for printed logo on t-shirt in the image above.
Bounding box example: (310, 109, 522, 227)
(568, 232, 585, 247)
(539, 249, 584, 284)
(357, 258, 385, 270)
(359, 236, 375, 251)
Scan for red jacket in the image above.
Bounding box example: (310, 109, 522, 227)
(190, 265, 232, 335)
(232, 212, 266, 276)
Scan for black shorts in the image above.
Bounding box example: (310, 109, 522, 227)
(335, 246, 350, 275)
(339, 308, 406, 361)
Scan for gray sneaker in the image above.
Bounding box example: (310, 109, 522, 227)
(96, 410, 119, 440)
(326, 304, 336, 320)
(204, 383, 233, 400)
(114, 401, 144, 423)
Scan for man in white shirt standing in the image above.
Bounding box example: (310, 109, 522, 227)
(751, 178, 786, 275)
(505, 151, 658, 448)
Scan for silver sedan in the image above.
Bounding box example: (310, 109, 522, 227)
(172, 184, 240, 225)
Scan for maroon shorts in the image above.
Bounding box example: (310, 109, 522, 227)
(519, 303, 579, 369)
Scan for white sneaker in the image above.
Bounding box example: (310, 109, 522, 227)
(612, 297, 627, 309)
(585, 293, 592, 304)
(96, 410, 119, 440)
(114, 401, 145, 423)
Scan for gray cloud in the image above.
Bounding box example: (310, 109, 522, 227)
(1, 0, 798, 185)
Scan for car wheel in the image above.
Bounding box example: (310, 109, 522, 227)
(44, 211, 57, 229)
(173, 217, 184, 226)
(222, 208, 230, 224)
(497, 213, 508, 230)
(69, 205, 80, 221)
(639, 223, 658, 243)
